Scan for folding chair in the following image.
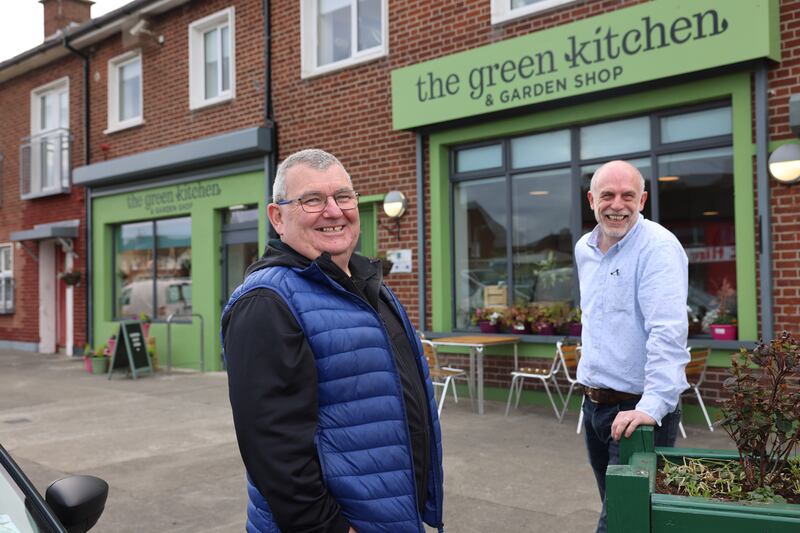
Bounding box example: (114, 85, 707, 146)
(420, 339, 468, 416)
(678, 346, 714, 438)
(506, 341, 580, 421)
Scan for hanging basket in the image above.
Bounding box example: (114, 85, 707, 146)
(60, 271, 82, 286)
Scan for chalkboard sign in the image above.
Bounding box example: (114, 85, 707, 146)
(108, 321, 152, 380)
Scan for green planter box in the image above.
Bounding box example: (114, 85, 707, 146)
(607, 427, 800, 533)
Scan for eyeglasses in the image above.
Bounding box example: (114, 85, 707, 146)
(276, 189, 359, 213)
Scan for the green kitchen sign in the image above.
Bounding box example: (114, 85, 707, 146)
(391, 0, 779, 130)
(125, 182, 223, 216)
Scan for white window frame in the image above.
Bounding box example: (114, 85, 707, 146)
(491, 0, 578, 25)
(106, 50, 144, 133)
(300, 0, 388, 79)
(0, 243, 13, 314)
(28, 77, 70, 198)
(188, 7, 236, 110)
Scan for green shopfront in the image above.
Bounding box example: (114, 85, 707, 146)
(391, 0, 780, 376)
(74, 128, 271, 372)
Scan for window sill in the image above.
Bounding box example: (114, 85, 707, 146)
(189, 93, 234, 112)
(491, 0, 577, 25)
(104, 118, 145, 135)
(301, 50, 386, 80)
(21, 187, 70, 200)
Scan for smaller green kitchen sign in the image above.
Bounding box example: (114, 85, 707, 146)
(391, 0, 779, 130)
(125, 182, 223, 216)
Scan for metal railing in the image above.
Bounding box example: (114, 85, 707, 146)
(20, 128, 72, 200)
(165, 313, 205, 373)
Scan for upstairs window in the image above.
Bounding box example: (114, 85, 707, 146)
(106, 50, 143, 133)
(189, 7, 235, 110)
(0, 244, 13, 314)
(491, 0, 578, 25)
(23, 77, 71, 199)
(301, 0, 387, 78)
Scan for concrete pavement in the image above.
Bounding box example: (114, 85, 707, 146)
(0, 349, 734, 532)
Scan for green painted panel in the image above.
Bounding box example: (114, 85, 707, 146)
(92, 171, 265, 372)
(652, 503, 800, 532)
(606, 464, 650, 533)
(358, 202, 378, 258)
(392, 0, 778, 129)
(429, 72, 758, 351)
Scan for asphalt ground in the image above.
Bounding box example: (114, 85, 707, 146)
(0, 349, 734, 532)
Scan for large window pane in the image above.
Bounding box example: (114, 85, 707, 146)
(318, 0, 351, 66)
(116, 222, 155, 320)
(580, 158, 651, 233)
(511, 129, 570, 169)
(455, 144, 502, 173)
(357, 0, 381, 51)
(119, 58, 141, 122)
(454, 177, 508, 328)
(512, 168, 573, 307)
(580, 116, 650, 160)
(204, 28, 220, 99)
(221, 25, 230, 92)
(658, 148, 735, 337)
(155, 217, 192, 320)
(661, 106, 732, 144)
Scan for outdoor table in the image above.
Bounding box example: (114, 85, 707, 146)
(429, 335, 520, 415)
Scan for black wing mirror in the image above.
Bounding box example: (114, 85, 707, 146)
(46, 475, 109, 533)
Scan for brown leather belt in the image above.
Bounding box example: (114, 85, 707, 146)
(585, 387, 641, 405)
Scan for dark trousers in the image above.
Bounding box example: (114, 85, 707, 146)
(582, 395, 681, 533)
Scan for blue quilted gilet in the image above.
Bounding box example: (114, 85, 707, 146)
(221, 262, 444, 533)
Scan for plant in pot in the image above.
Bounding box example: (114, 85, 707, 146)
(530, 304, 559, 336)
(90, 344, 109, 375)
(606, 331, 800, 532)
(471, 307, 504, 334)
(81, 343, 95, 373)
(561, 306, 582, 337)
(139, 311, 152, 338)
(507, 305, 532, 334)
(709, 278, 737, 341)
(59, 270, 81, 287)
(106, 334, 117, 356)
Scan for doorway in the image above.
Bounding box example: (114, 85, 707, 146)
(221, 206, 259, 308)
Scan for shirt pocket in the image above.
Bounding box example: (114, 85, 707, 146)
(606, 271, 634, 312)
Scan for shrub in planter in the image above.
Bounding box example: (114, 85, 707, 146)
(709, 278, 737, 340)
(471, 308, 504, 333)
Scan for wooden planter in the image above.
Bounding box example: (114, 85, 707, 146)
(607, 427, 800, 532)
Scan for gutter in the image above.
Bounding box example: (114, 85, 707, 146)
(264, 0, 278, 240)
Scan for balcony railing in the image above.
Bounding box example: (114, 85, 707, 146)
(0, 277, 14, 314)
(20, 128, 72, 200)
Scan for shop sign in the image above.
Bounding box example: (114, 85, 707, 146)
(685, 245, 735, 264)
(391, 0, 778, 129)
(124, 182, 223, 216)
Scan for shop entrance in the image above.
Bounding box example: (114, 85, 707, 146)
(220, 205, 259, 310)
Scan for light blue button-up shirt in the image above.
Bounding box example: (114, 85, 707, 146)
(575, 214, 689, 424)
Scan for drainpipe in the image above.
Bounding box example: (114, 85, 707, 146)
(63, 38, 92, 351)
(755, 62, 773, 340)
(263, 0, 278, 240)
(416, 133, 426, 331)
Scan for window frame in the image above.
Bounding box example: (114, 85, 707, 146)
(490, 0, 578, 25)
(106, 50, 144, 133)
(26, 77, 70, 199)
(300, 0, 389, 79)
(0, 243, 14, 314)
(448, 101, 734, 333)
(188, 7, 236, 110)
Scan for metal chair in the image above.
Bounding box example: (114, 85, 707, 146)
(420, 339, 468, 416)
(506, 341, 580, 421)
(678, 346, 714, 438)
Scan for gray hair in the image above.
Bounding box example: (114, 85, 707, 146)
(589, 160, 645, 195)
(273, 149, 351, 201)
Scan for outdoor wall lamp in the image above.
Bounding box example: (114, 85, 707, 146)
(768, 94, 800, 184)
(383, 190, 407, 240)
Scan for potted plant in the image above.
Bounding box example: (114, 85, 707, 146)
(471, 307, 504, 333)
(81, 343, 95, 373)
(564, 306, 582, 337)
(507, 305, 532, 334)
(139, 311, 152, 338)
(59, 270, 81, 287)
(606, 332, 800, 532)
(710, 278, 737, 340)
(530, 303, 563, 336)
(106, 334, 117, 356)
(90, 344, 109, 375)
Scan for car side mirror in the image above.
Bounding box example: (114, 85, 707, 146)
(45, 475, 109, 533)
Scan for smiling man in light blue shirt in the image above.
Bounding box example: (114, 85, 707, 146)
(576, 160, 689, 533)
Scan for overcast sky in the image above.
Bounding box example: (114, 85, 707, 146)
(0, 0, 133, 63)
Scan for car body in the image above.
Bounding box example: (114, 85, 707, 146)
(0, 443, 107, 533)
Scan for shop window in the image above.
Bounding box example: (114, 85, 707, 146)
(114, 217, 192, 321)
(0, 244, 13, 314)
(22, 77, 71, 199)
(106, 51, 143, 133)
(491, 0, 578, 25)
(301, 0, 387, 78)
(189, 7, 235, 110)
(450, 103, 734, 339)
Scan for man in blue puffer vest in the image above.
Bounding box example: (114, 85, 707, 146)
(221, 149, 444, 533)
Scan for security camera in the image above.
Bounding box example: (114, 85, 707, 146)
(129, 19, 151, 37)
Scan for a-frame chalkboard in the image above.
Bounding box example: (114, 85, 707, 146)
(108, 321, 153, 380)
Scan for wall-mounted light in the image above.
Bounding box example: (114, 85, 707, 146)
(383, 190, 407, 240)
(768, 143, 800, 184)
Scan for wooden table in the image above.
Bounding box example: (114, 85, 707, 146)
(430, 335, 520, 414)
